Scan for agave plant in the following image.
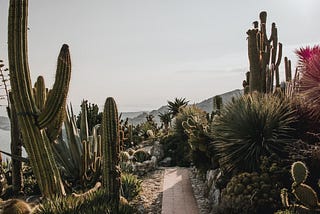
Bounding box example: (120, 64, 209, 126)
(211, 93, 297, 173)
(295, 45, 320, 121)
(52, 102, 102, 188)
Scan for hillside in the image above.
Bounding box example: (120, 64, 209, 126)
(127, 89, 243, 125)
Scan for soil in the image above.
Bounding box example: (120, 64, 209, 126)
(131, 168, 165, 214)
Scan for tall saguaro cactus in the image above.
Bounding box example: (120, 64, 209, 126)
(7, 0, 70, 197)
(102, 97, 121, 213)
(244, 11, 282, 93)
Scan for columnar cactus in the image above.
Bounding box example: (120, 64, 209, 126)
(102, 97, 121, 212)
(245, 11, 283, 93)
(8, 0, 70, 197)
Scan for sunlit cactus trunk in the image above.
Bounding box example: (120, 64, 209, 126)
(245, 11, 282, 94)
(102, 97, 121, 213)
(8, 0, 71, 197)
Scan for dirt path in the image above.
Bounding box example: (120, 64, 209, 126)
(161, 167, 198, 214)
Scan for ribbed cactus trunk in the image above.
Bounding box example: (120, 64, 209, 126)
(102, 97, 121, 213)
(245, 11, 282, 93)
(8, 0, 70, 197)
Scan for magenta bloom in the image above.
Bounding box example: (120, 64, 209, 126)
(296, 45, 320, 63)
(296, 45, 320, 120)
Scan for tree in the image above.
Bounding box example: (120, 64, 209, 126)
(167, 97, 189, 117)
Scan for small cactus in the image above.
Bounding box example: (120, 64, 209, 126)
(280, 161, 320, 212)
(291, 161, 308, 185)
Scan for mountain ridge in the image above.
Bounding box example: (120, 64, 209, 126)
(0, 89, 243, 129)
(126, 89, 243, 125)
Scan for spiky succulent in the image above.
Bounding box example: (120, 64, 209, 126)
(296, 45, 320, 120)
(211, 93, 297, 173)
(121, 173, 142, 201)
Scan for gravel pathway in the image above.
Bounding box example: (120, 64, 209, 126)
(133, 167, 210, 214)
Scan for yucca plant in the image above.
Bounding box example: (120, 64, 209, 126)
(211, 93, 297, 173)
(295, 45, 320, 121)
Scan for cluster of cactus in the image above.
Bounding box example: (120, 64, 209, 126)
(243, 11, 292, 94)
(182, 114, 210, 152)
(220, 172, 280, 213)
(7, 0, 71, 197)
(119, 118, 134, 149)
(280, 161, 320, 212)
(216, 155, 289, 213)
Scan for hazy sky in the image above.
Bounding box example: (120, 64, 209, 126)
(0, 0, 320, 115)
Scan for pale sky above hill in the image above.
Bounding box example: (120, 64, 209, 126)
(0, 0, 320, 115)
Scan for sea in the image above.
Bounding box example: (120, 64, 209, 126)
(0, 128, 12, 160)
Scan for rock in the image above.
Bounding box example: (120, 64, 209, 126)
(206, 169, 222, 207)
(159, 157, 172, 167)
(150, 141, 164, 160)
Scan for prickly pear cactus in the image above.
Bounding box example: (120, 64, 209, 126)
(280, 161, 320, 212)
(291, 161, 308, 185)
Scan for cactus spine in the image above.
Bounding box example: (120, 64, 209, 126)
(8, 0, 70, 197)
(102, 97, 121, 212)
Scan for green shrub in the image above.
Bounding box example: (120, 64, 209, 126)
(121, 173, 142, 201)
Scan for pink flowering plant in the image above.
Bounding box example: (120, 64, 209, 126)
(296, 45, 320, 120)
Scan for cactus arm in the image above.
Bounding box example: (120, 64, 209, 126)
(37, 45, 71, 128)
(34, 76, 47, 111)
(80, 100, 89, 142)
